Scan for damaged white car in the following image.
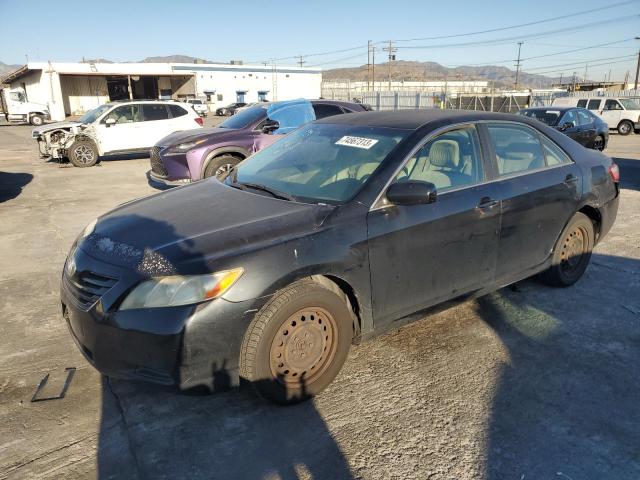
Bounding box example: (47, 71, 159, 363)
(33, 100, 203, 167)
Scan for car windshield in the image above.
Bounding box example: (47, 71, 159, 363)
(219, 105, 267, 129)
(619, 99, 640, 110)
(229, 123, 409, 204)
(519, 109, 563, 126)
(191, 100, 203, 104)
(78, 104, 112, 124)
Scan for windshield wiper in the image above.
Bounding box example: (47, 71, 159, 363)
(237, 182, 295, 201)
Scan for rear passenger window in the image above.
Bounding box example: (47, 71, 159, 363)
(168, 104, 188, 118)
(487, 124, 545, 176)
(577, 99, 587, 108)
(313, 104, 345, 119)
(394, 126, 483, 191)
(142, 104, 169, 121)
(587, 99, 601, 110)
(540, 136, 572, 166)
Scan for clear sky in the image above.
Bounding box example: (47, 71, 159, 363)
(0, 0, 638, 81)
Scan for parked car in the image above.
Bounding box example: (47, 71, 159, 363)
(62, 109, 619, 404)
(552, 96, 640, 135)
(215, 102, 247, 116)
(33, 100, 203, 167)
(184, 98, 208, 117)
(518, 107, 609, 150)
(147, 99, 368, 188)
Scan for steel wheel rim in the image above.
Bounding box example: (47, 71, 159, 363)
(74, 145, 95, 164)
(269, 307, 338, 386)
(560, 226, 587, 274)
(593, 137, 604, 151)
(620, 123, 631, 134)
(215, 163, 234, 178)
(32, 116, 42, 125)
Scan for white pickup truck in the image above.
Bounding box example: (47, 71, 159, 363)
(184, 98, 208, 117)
(0, 87, 50, 125)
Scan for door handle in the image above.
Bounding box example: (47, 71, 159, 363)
(564, 174, 579, 185)
(476, 197, 499, 210)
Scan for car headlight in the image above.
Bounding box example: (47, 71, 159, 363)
(166, 138, 207, 154)
(119, 268, 243, 310)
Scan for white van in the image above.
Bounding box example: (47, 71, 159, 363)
(552, 96, 640, 135)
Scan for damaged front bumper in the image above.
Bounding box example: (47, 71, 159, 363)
(61, 244, 261, 392)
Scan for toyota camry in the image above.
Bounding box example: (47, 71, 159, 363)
(61, 110, 619, 404)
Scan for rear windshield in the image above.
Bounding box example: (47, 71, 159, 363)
(219, 105, 267, 129)
(519, 109, 562, 126)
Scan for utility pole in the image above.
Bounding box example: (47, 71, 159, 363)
(559, 72, 563, 87)
(514, 41, 523, 90)
(583, 62, 589, 84)
(297, 56, 305, 68)
(634, 37, 640, 90)
(367, 41, 371, 91)
(371, 45, 376, 91)
(572, 71, 577, 92)
(383, 41, 397, 91)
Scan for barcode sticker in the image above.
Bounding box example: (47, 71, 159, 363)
(335, 136, 379, 149)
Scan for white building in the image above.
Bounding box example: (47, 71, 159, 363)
(2, 61, 322, 121)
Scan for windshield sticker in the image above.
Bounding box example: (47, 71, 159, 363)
(335, 136, 379, 149)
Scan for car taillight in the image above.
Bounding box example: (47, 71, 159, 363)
(609, 163, 620, 183)
(195, 117, 203, 126)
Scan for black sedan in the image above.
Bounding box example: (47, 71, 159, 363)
(61, 110, 619, 404)
(518, 106, 609, 151)
(215, 102, 247, 116)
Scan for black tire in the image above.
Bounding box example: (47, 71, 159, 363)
(540, 212, 594, 287)
(617, 120, 633, 136)
(68, 139, 99, 167)
(240, 277, 354, 405)
(592, 135, 605, 151)
(203, 154, 241, 180)
(30, 114, 44, 126)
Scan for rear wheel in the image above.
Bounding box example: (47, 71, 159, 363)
(68, 139, 98, 167)
(240, 277, 354, 404)
(592, 135, 605, 151)
(203, 154, 241, 180)
(617, 120, 633, 136)
(30, 114, 44, 126)
(540, 212, 594, 287)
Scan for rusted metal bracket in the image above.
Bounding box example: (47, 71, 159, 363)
(31, 367, 76, 402)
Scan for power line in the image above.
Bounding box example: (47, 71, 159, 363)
(391, 0, 637, 42)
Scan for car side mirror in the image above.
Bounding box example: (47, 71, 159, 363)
(386, 181, 437, 206)
(105, 118, 116, 128)
(559, 121, 574, 131)
(262, 119, 280, 134)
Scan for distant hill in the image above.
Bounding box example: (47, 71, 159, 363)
(139, 55, 213, 64)
(324, 60, 561, 89)
(0, 61, 21, 77)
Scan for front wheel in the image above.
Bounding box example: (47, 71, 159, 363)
(240, 277, 354, 404)
(203, 154, 240, 180)
(68, 139, 99, 167)
(30, 114, 44, 126)
(617, 120, 633, 136)
(540, 212, 594, 287)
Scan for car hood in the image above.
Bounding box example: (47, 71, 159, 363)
(32, 121, 80, 136)
(156, 127, 233, 147)
(78, 179, 333, 275)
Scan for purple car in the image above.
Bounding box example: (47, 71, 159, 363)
(147, 99, 369, 188)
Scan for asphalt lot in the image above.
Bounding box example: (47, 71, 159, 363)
(0, 118, 639, 480)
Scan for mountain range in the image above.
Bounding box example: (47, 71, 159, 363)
(2, 56, 562, 89)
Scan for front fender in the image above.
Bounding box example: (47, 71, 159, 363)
(197, 146, 250, 180)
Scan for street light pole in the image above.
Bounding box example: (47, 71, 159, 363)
(634, 37, 640, 91)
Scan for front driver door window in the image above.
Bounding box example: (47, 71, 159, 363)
(367, 125, 501, 327)
(600, 99, 622, 127)
(98, 105, 142, 153)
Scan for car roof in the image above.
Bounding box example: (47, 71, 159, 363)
(522, 106, 574, 113)
(314, 109, 540, 130)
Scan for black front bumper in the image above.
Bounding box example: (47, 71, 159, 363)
(61, 246, 263, 391)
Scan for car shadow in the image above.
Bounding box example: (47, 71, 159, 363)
(85, 212, 353, 479)
(0, 171, 33, 202)
(612, 157, 640, 191)
(97, 375, 354, 480)
(478, 253, 640, 479)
